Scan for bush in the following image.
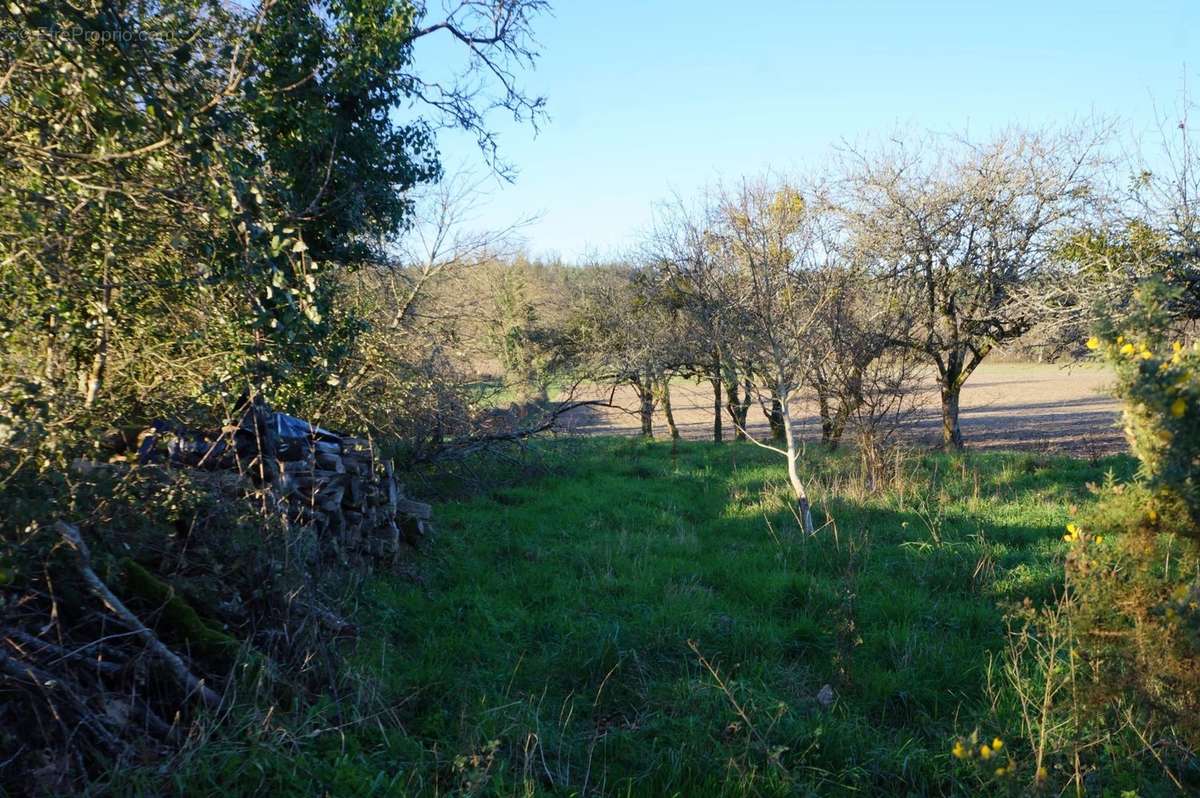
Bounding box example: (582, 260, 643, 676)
(0, 458, 365, 794)
(1089, 279, 1200, 538)
(983, 278, 1200, 792)
(989, 487, 1200, 793)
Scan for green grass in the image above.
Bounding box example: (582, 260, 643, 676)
(163, 438, 1137, 796)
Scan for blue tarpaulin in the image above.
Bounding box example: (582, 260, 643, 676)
(274, 412, 339, 442)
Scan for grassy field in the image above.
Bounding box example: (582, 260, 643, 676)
(158, 438, 1142, 796)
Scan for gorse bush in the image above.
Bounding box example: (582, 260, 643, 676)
(1006, 274, 1200, 792)
(1089, 279, 1200, 538)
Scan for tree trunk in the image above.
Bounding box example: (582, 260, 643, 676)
(657, 378, 679, 439)
(827, 400, 853, 451)
(766, 390, 785, 442)
(829, 369, 864, 449)
(940, 382, 964, 450)
(83, 257, 112, 408)
(638, 379, 654, 438)
(725, 377, 746, 441)
(723, 372, 751, 440)
(818, 391, 834, 448)
(941, 344, 992, 450)
(741, 376, 753, 435)
(710, 363, 723, 443)
(779, 386, 815, 534)
(43, 315, 58, 382)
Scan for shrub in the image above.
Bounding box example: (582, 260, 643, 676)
(1089, 279, 1200, 539)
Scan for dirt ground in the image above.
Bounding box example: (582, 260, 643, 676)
(559, 362, 1125, 456)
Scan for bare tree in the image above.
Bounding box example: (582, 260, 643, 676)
(571, 266, 691, 437)
(644, 193, 748, 443)
(839, 127, 1105, 448)
(808, 264, 919, 456)
(327, 169, 537, 455)
(406, 1, 550, 176)
(1036, 101, 1200, 342)
(692, 177, 837, 533)
(385, 169, 535, 330)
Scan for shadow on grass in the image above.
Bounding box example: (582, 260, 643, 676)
(351, 437, 1136, 795)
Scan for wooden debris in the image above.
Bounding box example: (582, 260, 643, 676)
(55, 522, 222, 709)
(133, 398, 432, 564)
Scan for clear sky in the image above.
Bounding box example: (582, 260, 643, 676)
(411, 1, 1199, 261)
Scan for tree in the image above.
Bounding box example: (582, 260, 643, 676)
(841, 128, 1104, 448)
(666, 177, 835, 533)
(571, 267, 689, 437)
(322, 169, 531, 453)
(1043, 103, 1200, 343)
(0, 0, 548, 449)
(808, 264, 920, 456)
(645, 194, 740, 443)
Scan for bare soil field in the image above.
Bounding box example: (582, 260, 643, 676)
(560, 362, 1125, 456)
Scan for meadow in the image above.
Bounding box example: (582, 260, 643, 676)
(147, 437, 1156, 796)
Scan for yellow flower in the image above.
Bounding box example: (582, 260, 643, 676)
(951, 740, 969, 759)
(1086, 337, 1100, 350)
(1120, 343, 1135, 355)
(1174, 341, 1183, 353)
(1036, 766, 1048, 781)
(1066, 523, 1079, 534)
(1172, 398, 1187, 418)
(1140, 349, 1153, 360)
(995, 766, 1007, 776)
(979, 744, 993, 760)
(992, 737, 1003, 750)
(1117, 335, 1125, 344)
(1095, 535, 1104, 544)
(1149, 508, 1158, 523)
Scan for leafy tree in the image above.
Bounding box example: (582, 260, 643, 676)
(0, 0, 546, 453)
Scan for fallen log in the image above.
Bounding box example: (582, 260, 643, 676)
(55, 522, 221, 710)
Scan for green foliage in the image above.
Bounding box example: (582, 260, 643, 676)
(250, 0, 439, 265)
(985, 478, 1200, 796)
(1090, 279, 1200, 537)
(485, 269, 563, 399)
(0, 0, 439, 450)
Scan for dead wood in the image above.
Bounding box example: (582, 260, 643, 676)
(54, 521, 222, 710)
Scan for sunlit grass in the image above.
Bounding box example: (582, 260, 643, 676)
(161, 437, 1139, 795)
(349, 439, 1133, 795)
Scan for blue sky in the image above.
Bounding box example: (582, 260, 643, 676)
(411, 1, 1198, 260)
